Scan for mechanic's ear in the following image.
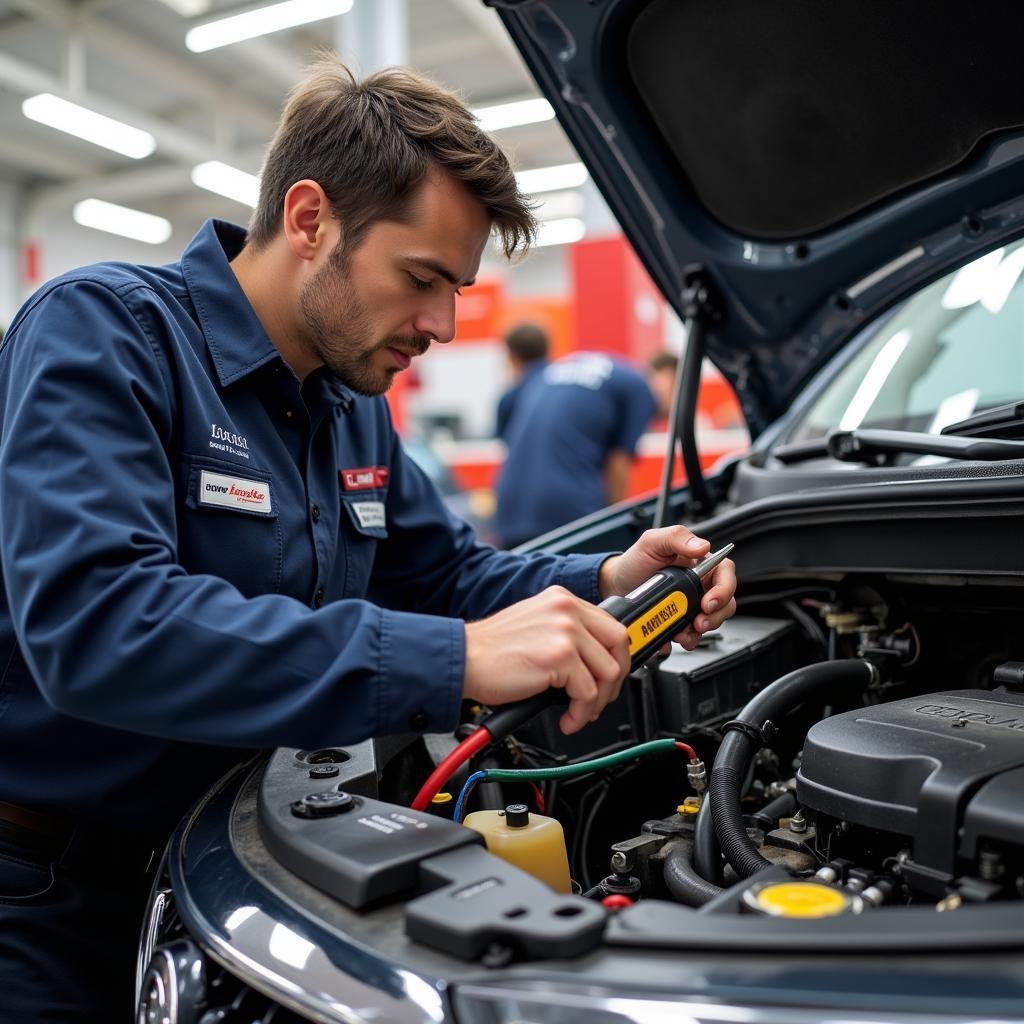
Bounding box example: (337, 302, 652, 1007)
(282, 180, 334, 259)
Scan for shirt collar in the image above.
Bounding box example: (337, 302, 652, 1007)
(180, 219, 359, 412)
(180, 219, 284, 388)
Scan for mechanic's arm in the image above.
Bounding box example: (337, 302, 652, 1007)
(0, 280, 467, 747)
(457, 525, 736, 734)
(604, 448, 633, 504)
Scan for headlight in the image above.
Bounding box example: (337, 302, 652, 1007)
(136, 940, 206, 1024)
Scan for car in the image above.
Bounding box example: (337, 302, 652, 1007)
(135, 3, 1024, 1022)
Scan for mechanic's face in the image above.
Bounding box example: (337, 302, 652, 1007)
(298, 169, 490, 395)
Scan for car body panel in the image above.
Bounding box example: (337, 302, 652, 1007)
(491, 0, 1024, 435)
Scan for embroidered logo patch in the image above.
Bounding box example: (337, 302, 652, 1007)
(340, 466, 389, 491)
(199, 470, 272, 514)
(351, 501, 386, 529)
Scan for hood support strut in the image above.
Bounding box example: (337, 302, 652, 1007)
(654, 270, 721, 527)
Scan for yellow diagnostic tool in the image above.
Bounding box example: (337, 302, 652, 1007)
(597, 544, 734, 671)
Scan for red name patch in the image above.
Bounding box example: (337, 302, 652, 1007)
(340, 466, 389, 491)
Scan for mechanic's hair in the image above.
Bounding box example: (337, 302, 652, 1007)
(649, 351, 679, 374)
(249, 55, 536, 259)
(505, 322, 549, 365)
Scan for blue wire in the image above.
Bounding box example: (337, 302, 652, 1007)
(454, 770, 488, 823)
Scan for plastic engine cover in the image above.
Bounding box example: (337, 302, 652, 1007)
(797, 689, 1024, 879)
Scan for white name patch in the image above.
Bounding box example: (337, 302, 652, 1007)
(199, 470, 272, 514)
(351, 500, 386, 530)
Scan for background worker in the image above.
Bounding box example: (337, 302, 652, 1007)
(495, 350, 679, 548)
(0, 60, 734, 1020)
(495, 321, 550, 441)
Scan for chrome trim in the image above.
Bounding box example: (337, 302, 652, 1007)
(454, 984, 1023, 1024)
(135, 886, 171, 1009)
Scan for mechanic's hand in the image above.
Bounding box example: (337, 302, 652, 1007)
(598, 525, 737, 651)
(463, 586, 631, 735)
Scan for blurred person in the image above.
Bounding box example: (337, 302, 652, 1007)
(495, 321, 550, 440)
(495, 350, 678, 548)
(0, 58, 736, 1020)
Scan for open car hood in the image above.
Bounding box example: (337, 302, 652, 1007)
(492, 0, 1024, 436)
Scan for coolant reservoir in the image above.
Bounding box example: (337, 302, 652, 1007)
(463, 803, 572, 893)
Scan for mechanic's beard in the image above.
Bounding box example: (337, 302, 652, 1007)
(298, 259, 428, 396)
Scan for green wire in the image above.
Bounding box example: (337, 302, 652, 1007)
(482, 738, 681, 782)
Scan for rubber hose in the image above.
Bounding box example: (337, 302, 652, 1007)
(710, 659, 877, 879)
(663, 842, 724, 906)
(693, 794, 724, 885)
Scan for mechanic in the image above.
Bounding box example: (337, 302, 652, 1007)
(0, 59, 736, 1021)
(495, 349, 679, 548)
(496, 321, 550, 441)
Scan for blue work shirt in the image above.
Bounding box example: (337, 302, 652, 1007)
(496, 353, 655, 547)
(495, 359, 547, 441)
(0, 220, 607, 833)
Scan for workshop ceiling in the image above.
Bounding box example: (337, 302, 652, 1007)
(0, 0, 577, 227)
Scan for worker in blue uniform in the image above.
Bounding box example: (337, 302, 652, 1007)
(496, 321, 550, 441)
(0, 60, 736, 1021)
(496, 350, 678, 548)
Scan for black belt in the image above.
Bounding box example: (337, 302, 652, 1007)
(0, 800, 161, 879)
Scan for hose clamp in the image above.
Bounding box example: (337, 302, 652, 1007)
(722, 718, 770, 747)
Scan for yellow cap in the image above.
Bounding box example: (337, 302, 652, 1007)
(677, 797, 702, 815)
(431, 792, 453, 805)
(744, 881, 853, 918)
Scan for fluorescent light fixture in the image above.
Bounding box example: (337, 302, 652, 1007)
(839, 328, 910, 431)
(474, 97, 554, 132)
(154, 0, 211, 15)
(186, 0, 353, 52)
(517, 162, 588, 195)
(73, 199, 172, 245)
(191, 161, 260, 207)
(22, 93, 155, 159)
(536, 217, 586, 248)
(532, 189, 584, 222)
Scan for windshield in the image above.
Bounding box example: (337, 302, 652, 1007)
(789, 239, 1024, 441)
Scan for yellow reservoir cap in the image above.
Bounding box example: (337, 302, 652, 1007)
(744, 881, 853, 918)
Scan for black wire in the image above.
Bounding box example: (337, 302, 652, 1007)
(578, 781, 612, 891)
(736, 586, 836, 607)
(783, 599, 828, 650)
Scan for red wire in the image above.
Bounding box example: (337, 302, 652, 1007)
(674, 740, 699, 761)
(411, 726, 494, 811)
(529, 781, 546, 814)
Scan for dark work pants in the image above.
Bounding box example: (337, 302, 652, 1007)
(0, 825, 156, 1022)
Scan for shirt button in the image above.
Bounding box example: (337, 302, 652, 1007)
(311, 503, 321, 523)
(409, 711, 429, 731)
(314, 587, 325, 608)
(285, 409, 294, 418)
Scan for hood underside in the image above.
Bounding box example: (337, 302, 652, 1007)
(493, 0, 1024, 435)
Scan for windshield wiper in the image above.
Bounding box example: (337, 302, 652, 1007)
(772, 428, 1024, 465)
(940, 400, 1024, 439)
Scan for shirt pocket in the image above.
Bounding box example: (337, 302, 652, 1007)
(338, 490, 388, 595)
(177, 453, 283, 597)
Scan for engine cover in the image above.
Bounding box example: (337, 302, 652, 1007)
(796, 689, 1024, 881)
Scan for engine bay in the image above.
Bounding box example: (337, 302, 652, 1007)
(256, 572, 1024, 961)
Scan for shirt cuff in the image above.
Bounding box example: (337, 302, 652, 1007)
(554, 551, 618, 604)
(376, 607, 465, 735)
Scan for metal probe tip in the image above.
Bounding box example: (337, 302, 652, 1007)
(693, 542, 734, 579)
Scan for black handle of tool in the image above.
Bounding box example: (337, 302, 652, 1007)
(483, 569, 699, 738)
(482, 545, 733, 739)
